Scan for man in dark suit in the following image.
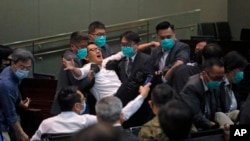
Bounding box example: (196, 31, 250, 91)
(150, 21, 190, 84)
(115, 31, 154, 128)
(88, 21, 112, 58)
(215, 51, 248, 127)
(117, 31, 153, 83)
(180, 58, 224, 130)
(96, 96, 139, 141)
(50, 31, 93, 115)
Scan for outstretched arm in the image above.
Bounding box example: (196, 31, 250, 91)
(62, 56, 91, 80)
(122, 83, 151, 121)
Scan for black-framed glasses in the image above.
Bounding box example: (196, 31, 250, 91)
(120, 42, 136, 47)
(88, 48, 101, 52)
(205, 71, 224, 81)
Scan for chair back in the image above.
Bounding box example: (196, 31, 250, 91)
(41, 133, 74, 141)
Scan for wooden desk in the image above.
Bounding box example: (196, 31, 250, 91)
(19, 78, 57, 137)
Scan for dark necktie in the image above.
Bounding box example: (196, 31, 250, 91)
(126, 57, 133, 76)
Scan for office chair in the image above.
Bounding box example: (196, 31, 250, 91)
(198, 22, 217, 39)
(215, 21, 232, 40)
(240, 28, 250, 40)
(41, 133, 74, 141)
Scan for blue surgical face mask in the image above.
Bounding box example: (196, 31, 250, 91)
(206, 80, 222, 90)
(15, 69, 29, 80)
(94, 36, 106, 48)
(80, 101, 87, 115)
(121, 47, 135, 57)
(77, 48, 87, 59)
(160, 38, 175, 50)
(233, 71, 244, 84)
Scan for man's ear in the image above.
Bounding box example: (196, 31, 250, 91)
(73, 103, 81, 114)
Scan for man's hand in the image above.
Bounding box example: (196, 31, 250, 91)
(210, 121, 216, 127)
(22, 97, 30, 109)
(90, 64, 100, 74)
(155, 70, 163, 75)
(62, 56, 75, 71)
(139, 83, 151, 99)
(151, 41, 160, 47)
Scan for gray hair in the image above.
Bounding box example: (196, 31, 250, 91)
(12, 48, 34, 63)
(95, 96, 123, 123)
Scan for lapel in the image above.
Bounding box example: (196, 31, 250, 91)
(154, 47, 164, 68)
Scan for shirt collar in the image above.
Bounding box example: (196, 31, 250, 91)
(127, 52, 137, 62)
(113, 123, 122, 127)
(224, 77, 230, 86)
(201, 74, 208, 91)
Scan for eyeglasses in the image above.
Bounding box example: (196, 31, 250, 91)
(88, 48, 101, 52)
(91, 33, 106, 36)
(73, 43, 85, 49)
(18, 65, 32, 71)
(206, 71, 224, 81)
(120, 42, 136, 47)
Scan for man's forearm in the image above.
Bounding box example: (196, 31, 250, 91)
(11, 121, 26, 137)
(70, 67, 82, 78)
(164, 60, 184, 80)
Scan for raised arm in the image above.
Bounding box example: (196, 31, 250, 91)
(102, 51, 124, 67)
(122, 83, 151, 121)
(63, 57, 91, 80)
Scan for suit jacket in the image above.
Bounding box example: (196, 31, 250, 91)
(50, 50, 92, 115)
(180, 74, 220, 130)
(114, 126, 139, 141)
(217, 83, 241, 113)
(150, 40, 190, 72)
(239, 92, 250, 124)
(101, 44, 113, 58)
(117, 51, 153, 83)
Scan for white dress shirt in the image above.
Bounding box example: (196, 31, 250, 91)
(75, 52, 124, 101)
(31, 95, 144, 140)
(224, 77, 237, 111)
(30, 112, 97, 141)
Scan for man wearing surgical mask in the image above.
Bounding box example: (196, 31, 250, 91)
(150, 21, 190, 84)
(117, 31, 154, 128)
(31, 83, 151, 140)
(0, 48, 34, 141)
(215, 51, 248, 128)
(180, 58, 225, 130)
(88, 21, 112, 59)
(51, 31, 92, 115)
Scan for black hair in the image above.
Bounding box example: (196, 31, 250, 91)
(159, 100, 193, 140)
(88, 21, 106, 34)
(0, 45, 13, 62)
(58, 86, 81, 111)
(202, 58, 224, 71)
(151, 84, 175, 108)
(202, 43, 223, 61)
(223, 51, 248, 73)
(156, 21, 175, 33)
(119, 31, 141, 44)
(70, 31, 89, 44)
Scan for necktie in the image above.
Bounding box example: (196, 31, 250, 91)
(126, 57, 133, 76)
